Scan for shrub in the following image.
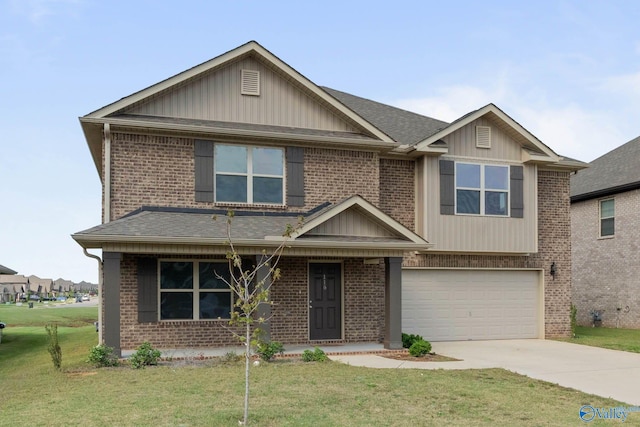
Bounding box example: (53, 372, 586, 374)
(408, 339, 432, 357)
(302, 347, 328, 362)
(221, 351, 242, 363)
(402, 333, 424, 349)
(45, 323, 62, 370)
(87, 344, 119, 367)
(255, 340, 284, 362)
(129, 342, 161, 369)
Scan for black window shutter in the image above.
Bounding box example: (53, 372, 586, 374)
(138, 258, 158, 323)
(439, 159, 455, 215)
(510, 165, 524, 218)
(286, 146, 304, 206)
(194, 140, 214, 202)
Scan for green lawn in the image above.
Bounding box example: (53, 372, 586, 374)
(0, 305, 635, 426)
(557, 326, 640, 353)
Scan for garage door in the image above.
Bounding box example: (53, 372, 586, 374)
(402, 269, 541, 341)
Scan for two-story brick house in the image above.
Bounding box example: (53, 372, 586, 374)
(571, 136, 640, 328)
(73, 41, 585, 356)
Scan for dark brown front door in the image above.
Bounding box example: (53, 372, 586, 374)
(309, 263, 342, 340)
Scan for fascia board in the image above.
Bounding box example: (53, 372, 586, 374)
(71, 233, 432, 251)
(79, 117, 399, 150)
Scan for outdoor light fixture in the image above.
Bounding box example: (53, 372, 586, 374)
(550, 262, 557, 279)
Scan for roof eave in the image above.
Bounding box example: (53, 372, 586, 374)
(414, 104, 560, 163)
(71, 233, 432, 251)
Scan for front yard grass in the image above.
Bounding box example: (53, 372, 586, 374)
(557, 326, 640, 353)
(0, 305, 633, 426)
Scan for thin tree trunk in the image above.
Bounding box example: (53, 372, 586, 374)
(243, 317, 250, 425)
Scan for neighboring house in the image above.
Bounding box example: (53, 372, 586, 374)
(0, 264, 17, 275)
(73, 41, 585, 356)
(571, 135, 640, 328)
(28, 276, 53, 296)
(53, 278, 75, 295)
(0, 275, 28, 302)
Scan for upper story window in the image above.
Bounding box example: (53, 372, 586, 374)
(599, 199, 615, 237)
(214, 144, 284, 205)
(456, 162, 509, 216)
(160, 261, 233, 321)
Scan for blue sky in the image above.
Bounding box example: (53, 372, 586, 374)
(1, 0, 639, 283)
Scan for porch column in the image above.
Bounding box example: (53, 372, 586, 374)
(384, 257, 403, 349)
(103, 252, 122, 356)
(255, 255, 272, 342)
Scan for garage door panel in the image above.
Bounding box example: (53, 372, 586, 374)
(402, 270, 540, 341)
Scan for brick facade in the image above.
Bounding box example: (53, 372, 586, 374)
(106, 131, 572, 351)
(388, 168, 572, 338)
(572, 189, 640, 328)
(108, 134, 380, 220)
(117, 254, 386, 350)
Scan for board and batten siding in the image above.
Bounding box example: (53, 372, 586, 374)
(443, 117, 523, 161)
(305, 208, 396, 238)
(418, 159, 538, 254)
(126, 57, 357, 133)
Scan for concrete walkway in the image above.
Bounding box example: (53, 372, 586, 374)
(330, 339, 640, 405)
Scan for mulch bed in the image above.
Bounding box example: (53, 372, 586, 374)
(380, 352, 460, 362)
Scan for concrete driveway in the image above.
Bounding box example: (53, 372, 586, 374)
(331, 339, 640, 405)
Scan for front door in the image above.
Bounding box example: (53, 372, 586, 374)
(309, 263, 342, 340)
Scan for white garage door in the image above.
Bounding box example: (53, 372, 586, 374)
(402, 269, 541, 341)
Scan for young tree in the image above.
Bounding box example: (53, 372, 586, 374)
(216, 212, 301, 426)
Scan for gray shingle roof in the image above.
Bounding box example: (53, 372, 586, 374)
(75, 210, 300, 241)
(322, 87, 449, 145)
(0, 264, 17, 275)
(571, 135, 640, 201)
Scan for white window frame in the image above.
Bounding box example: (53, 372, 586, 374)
(158, 260, 233, 321)
(455, 162, 510, 216)
(214, 144, 285, 205)
(599, 198, 615, 238)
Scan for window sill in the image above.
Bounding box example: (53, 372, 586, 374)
(214, 202, 287, 210)
(597, 235, 615, 240)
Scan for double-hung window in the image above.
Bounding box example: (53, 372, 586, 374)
(160, 261, 232, 320)
(599, 199, 615, 237)
(214, 144, 284, 204)
(456, 162, 509, 216)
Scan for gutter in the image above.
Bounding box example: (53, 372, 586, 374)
(82, 248, 103, 345)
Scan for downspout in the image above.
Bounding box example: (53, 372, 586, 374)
(83, 248, 104, 344)
(103, 123, 111, 223)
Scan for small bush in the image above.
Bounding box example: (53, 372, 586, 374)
(302, 347, 328, 362)
(45, 323, 62, 370)
(570, 304, 577, 338)
(129, 342, 161, 369)
(87, 344, 119, 367)
(255, 340, 284, 362)
(221, 351, 242, 363)
(409, 339, 432, 357)
(402, 333, 424, 349)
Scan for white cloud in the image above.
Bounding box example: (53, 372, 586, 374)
(600, 71, 640, 97)
(9, 0, 83, 24)
(391, 84, 627, 163)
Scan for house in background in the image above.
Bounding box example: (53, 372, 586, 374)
(571, 135, 640, 328)
(0, 264, 17, 275)
(73, 41, 585, 356)
(0, 275, 28, 302)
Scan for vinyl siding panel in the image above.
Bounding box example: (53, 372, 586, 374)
(443, 117, 522, 161)
(306, 209, 396, 238)
(421, 156, 538, 253)
(126, 57, 358, 132)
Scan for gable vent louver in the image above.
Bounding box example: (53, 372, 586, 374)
(241, 69, 260, 96)
(476, 126, 491, 148)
